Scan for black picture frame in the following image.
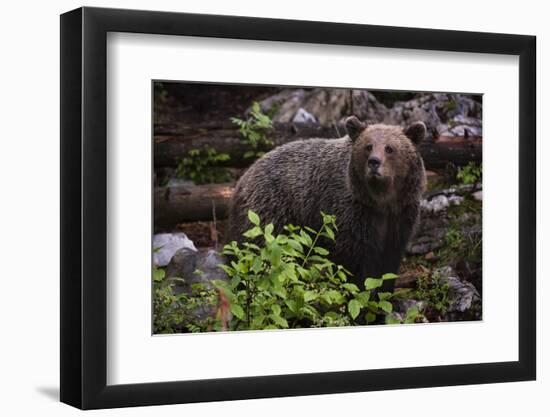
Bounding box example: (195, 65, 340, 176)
(60, 6, 536, 410)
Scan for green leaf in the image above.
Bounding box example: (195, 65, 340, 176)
(153, 267, 165, 282)
(275, 234, 288, 245)
(405, 305, 421, 323)
(285, 299, 299, 314)
(271, 304, 282, 316)
(300, 230, 313, 247)
(287, 239, 303, 253)
(355, 291, 371, 306)
(378, 300, 393, 313)
(218, 264, 235, 275)
(327, 290, 345, 305)
(377, 292, 392, 301)
(297, 266, 310, 279)
(271, 283, 287, 299)
(304, 291, 317, 302)
(320, 293, 332, 305)
(236, 262, 248, 274)
(251, 314, 266, 328)
(230, 304, 245, 320)
(264, 233, 275, 244)
(382, 273, 399, 280)
(313, 247, 329, 256)
(365, 312, 377, 324)
(364, 278, 383, 290)
(348, 299, 361, 320)
(265, 223, 274, 235)
(269, 244, 282, 267)
(243, 226, 263, 239)
(282, 264, 298, 282)
(230, 275, 241, 289)
(342, 283, 360, 294)
(248, 210, 260, 226)
(270, 314, 289, 328)
(385, 315, 401, 325)
(251, 256, 263, 274)
(336, 270, 348, 281)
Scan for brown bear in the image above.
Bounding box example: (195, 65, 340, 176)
(227, 116, 427, 290)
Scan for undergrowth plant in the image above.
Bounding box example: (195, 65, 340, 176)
(175, 147, 232, 184)
(456, 162, 482, 185)
(415, 269, 451, 316)
(215, 211, 399, 330)
(153, 264, 219, 333)
(385, 303, 425, 325)
(230, 102, 274, 159)
(152, 212, 412, 333)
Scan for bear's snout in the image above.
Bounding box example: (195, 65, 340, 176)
(367, 157, 381, 171)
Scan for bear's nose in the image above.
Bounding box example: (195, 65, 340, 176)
(367, 157, 381, 170)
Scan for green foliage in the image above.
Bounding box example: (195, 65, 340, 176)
(175, 147, 232, 184)
(444, 229, 463, 251)
(152, 212, 416, 333)
(456, 162, 482, 185)
(420, 197, 482, 271)
(438, 203, 482, 267)
(216, 211, 399, 330)
(231, 102, 274, 159)
(385, 304, 425, 325)
(153, 264, 219, 334)
(415, 269, 450, 316)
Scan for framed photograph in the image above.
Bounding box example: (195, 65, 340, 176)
(60, 6, 536, 410)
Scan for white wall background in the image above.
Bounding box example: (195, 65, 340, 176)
(0, 0, 545, 415)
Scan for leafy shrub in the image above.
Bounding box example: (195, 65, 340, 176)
(216, 211, 399, 330)
(440, 217, 482, 267)
(153, 264, 219, 333)
(175, 147, 232, 184)
(456, 162, 482, 185)
(415, 269, 450, 316)
(231, 102, 274, 159)
(385, 303, 425, 325)
(152, 212, 411, 333)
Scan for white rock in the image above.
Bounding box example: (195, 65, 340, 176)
(292, 107, 317, 124)
(448, 195, 464, 206)
(472, 190, 483, 201)
(153, 233, 197, 267)
(421, 195, 449, 213)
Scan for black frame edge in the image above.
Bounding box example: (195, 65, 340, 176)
(518, 35, 537, 380)
(60, 6, 537, 410)
(60, 7, 83, 409)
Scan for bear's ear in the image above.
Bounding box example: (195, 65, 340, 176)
(345, 116, 366, 141)
(404, 121, 427, 146)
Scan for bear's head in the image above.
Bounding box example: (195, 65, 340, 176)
(345, 116, 427, 207)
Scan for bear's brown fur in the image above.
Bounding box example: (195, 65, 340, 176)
(227, 116, 427, 289)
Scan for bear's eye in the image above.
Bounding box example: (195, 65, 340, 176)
(385, 145, 394, 154)
(366, 144, 373, 152)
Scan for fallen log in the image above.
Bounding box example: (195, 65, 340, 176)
(154, 122, 344, 168)
(154, 183, 235, 231)
(154, 122, 481, 170)
(419, 136, 482, 170)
